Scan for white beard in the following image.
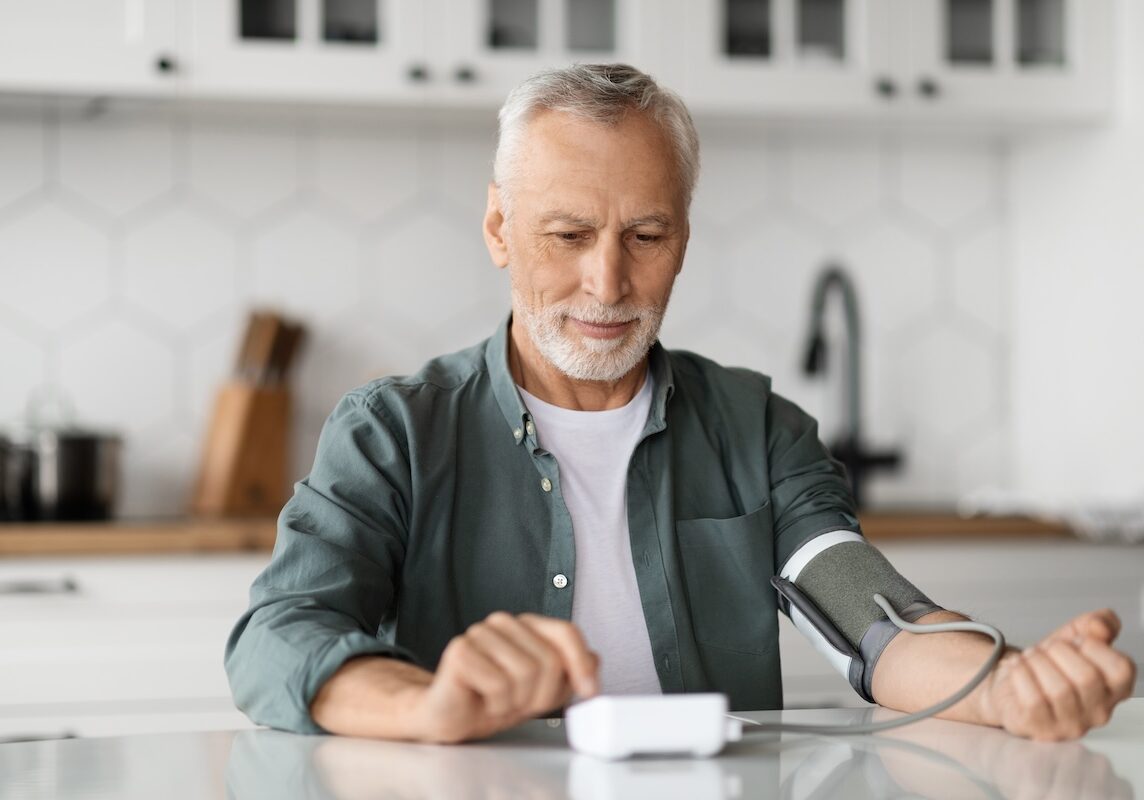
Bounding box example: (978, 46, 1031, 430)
(512, 290, 666, 383)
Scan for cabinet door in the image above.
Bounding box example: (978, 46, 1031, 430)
(898, 0, 1115, 120)
(432, 0, 665, 107)
(187, 0, 430, 102)
(674, 0, 897, 117)
(0, 0, 180, 95)
(0, 554, 269, 739)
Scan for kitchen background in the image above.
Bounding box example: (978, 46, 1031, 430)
(1, 0, 1142, 744)
(0, 106, 1015, 516)
(1, 2, 1140, 523)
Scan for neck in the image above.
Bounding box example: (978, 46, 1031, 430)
(509, 318, 649, 411)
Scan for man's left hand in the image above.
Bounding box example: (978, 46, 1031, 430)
(982, 609, 1137, 741)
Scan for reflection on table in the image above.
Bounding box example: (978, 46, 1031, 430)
(1, 701, 1140, 799)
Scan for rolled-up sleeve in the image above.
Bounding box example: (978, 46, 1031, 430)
(225, 389, 418, 734)
(765, 393, 862, 572)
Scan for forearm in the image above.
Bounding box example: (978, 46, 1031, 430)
(870, 609, 1020, 727)
(310, 656, 433, 740)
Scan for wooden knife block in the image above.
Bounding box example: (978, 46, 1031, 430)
(192, 382, 291, 518)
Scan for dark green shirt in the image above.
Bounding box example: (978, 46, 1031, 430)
(225, 316, 860, 733)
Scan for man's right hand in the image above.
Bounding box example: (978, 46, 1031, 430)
(412, 612, 599, 743)
(310, 612, 599, 743)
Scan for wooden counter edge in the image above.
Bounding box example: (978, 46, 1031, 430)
(861, 513, 1073, 540)
(0, 518, 278, 556)
(0, 513, 1073, 556)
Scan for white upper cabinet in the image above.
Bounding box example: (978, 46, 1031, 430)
(184, 0, 665, 106)
(673, 0, 897, 116)
(186, 0, 429, 103)
(897, 0, 1114, 120)
(431, 0, 665, 107)
(0, 0, 1116, 122)
(671, 0, 1115, 121)
(0, 0, 181, 95)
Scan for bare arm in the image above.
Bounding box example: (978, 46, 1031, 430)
(310, 656, 435, 740)
(872, 607, 1137, 740)
(310, 612, 600, 743)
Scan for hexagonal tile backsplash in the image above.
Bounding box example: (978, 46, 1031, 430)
(0, 108, 1009, 516)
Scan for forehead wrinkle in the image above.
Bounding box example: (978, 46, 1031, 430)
(538, 210, 601, 228)
(535, 210, 679, 230)
(625, 213, 675, 229)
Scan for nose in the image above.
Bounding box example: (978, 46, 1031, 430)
(580, 236, 630, 306)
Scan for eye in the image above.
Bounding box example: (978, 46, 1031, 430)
(553, 231, 588, 244)
(632, 233, 661, 244)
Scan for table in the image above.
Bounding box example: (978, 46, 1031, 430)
(2, 699, 1141, 799)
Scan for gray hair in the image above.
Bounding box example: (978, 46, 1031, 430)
(493, 63, 700, 216)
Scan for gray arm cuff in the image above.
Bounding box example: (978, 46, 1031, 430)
(855, 601, 942, 702)
(785, 536, 942, 704)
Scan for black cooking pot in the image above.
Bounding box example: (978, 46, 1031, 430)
(0, 434, 36, 522)
(2, 393, 123, 522)
(37, 428, 122, 521)
(0, 435, 8, 521)
(2, 428, 122, 522)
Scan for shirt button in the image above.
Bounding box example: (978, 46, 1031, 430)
(513, 427, 523, 441)
(525, 421, 536, 436)
(553, 573, 568, 589)
(540, 477, 552, 492)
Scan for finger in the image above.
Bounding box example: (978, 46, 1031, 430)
(1078, 638, 1138, 704)
(1006, 654, 1055, 739)
(1041, 639, 1110, 726)
(1075, 609, 1121, 643)
(1023, 649, 1084, 739)
(519, 614, 599, 697)
(484, 613, 572, 713)
(1052, 609, 1121, 645)
(465, 618, 541, 711)
(441, 636, 516, 717)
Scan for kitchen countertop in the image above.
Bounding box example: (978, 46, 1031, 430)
(0, 518, 278, 556)
(0, 513, 1072, 557)
(2, 700, 1141, 799)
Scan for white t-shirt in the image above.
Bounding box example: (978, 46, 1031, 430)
(518, 376, 662, 695)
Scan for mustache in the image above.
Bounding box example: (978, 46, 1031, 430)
(544, 303, 658, 325)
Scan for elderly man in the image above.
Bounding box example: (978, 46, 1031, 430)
(226, 64, 1135, 744)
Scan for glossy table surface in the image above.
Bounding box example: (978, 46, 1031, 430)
(2, 700, 1141, 799)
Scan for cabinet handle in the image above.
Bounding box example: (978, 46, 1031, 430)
(917, 77, 941, 99)
(874, 76, 898, 99)
(0, 576, 79, 595)
(407, 63, 431, 83)
(454, 65, 477, 84)
(155, 54, 178, 74)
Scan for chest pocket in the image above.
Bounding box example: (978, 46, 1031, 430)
(676, 503, 776, 655)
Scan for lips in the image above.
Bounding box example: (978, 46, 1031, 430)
(569, 317, 634, 339)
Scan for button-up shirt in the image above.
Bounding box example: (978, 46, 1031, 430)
(225, 316, 861, 734)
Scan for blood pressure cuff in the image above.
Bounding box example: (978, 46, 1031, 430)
(773, 531, 942, 703)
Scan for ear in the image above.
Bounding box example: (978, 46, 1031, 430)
(483, 182, 510, 269)
(675, 220, 690, 276)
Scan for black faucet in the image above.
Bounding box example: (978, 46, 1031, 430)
(802, 264, 902, 508)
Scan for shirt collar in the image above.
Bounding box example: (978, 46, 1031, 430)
(484, 313, 676, 446)
(486, 314, 532, 446)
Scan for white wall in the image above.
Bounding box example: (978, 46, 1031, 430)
(1010, 0, 1144, 507)
(0, 103, 1010, 516)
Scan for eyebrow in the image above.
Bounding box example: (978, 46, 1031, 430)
(626, 213, 674, 229)
(537, 211, 675, 229)
(539, 212, 599, 228)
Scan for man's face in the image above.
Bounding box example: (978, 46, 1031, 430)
(484, 110, 689, 383)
